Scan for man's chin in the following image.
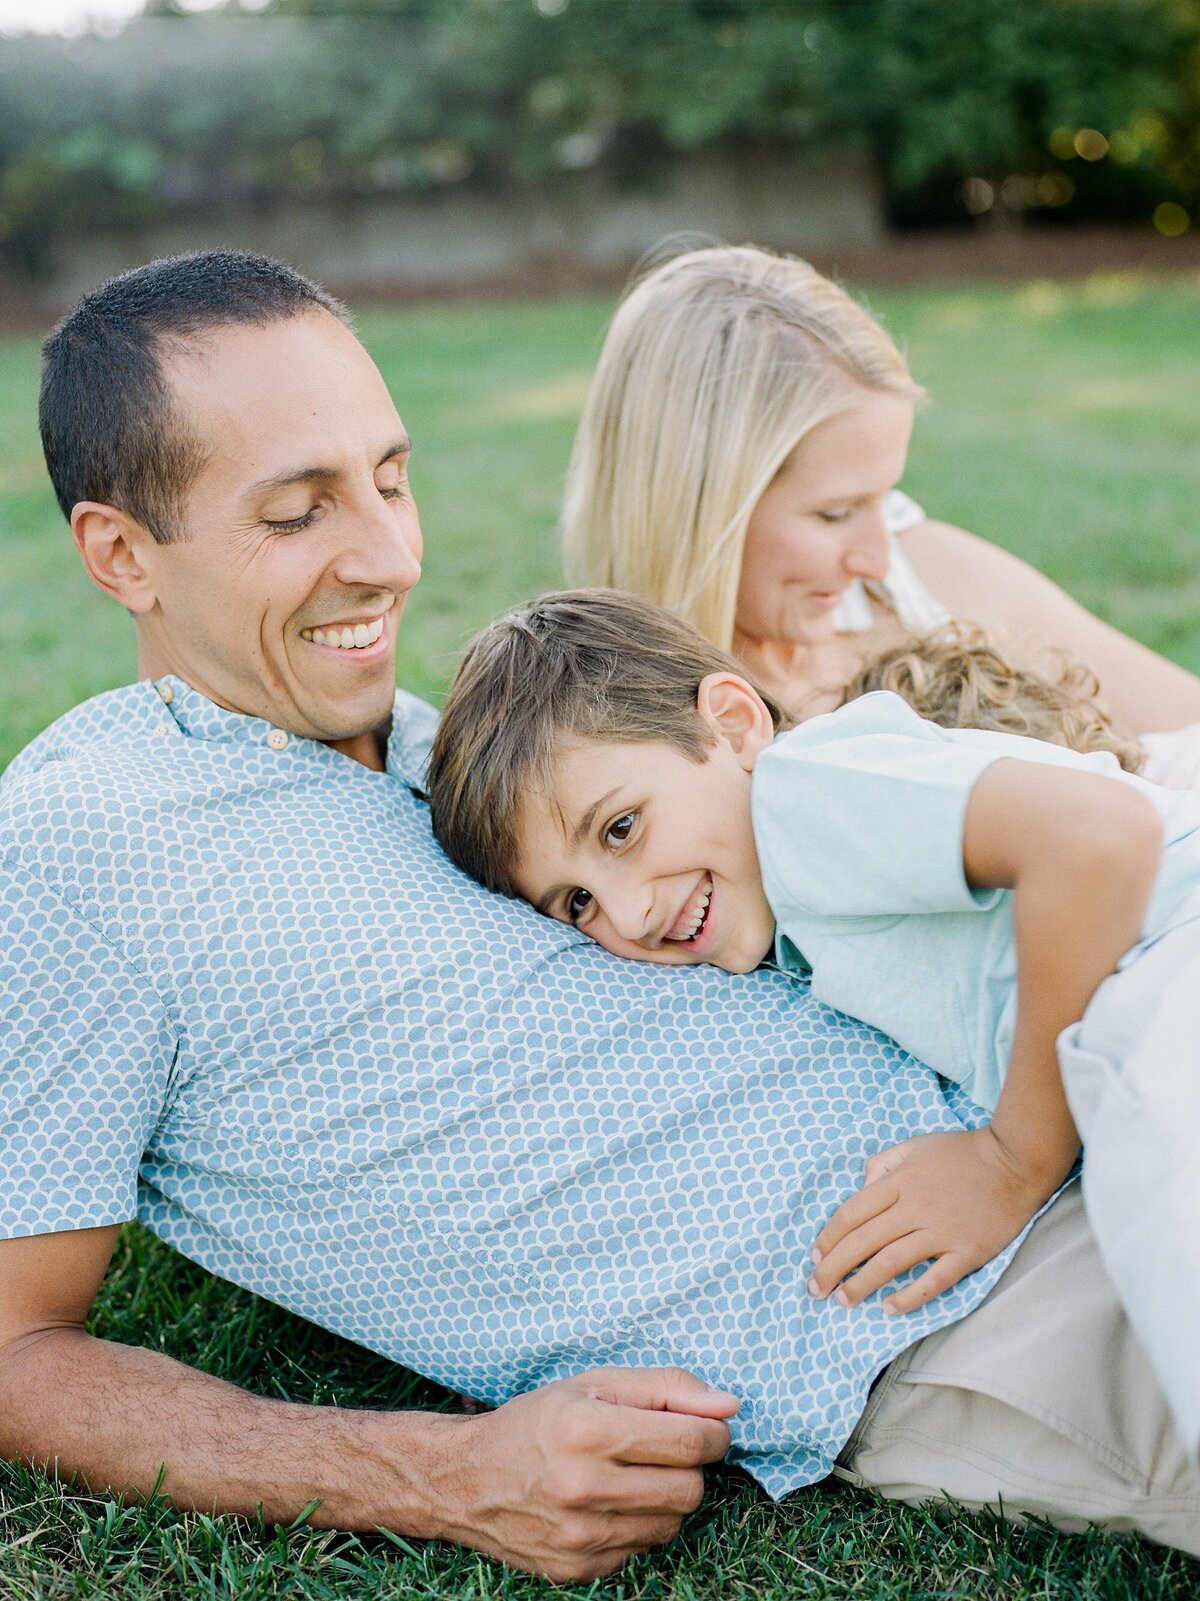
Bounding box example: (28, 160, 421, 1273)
(301, 677, 398, 746)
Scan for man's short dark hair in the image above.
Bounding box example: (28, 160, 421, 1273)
(39, 249, 351, 543)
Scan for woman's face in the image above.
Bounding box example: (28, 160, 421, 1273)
(735, 392, 915, 647)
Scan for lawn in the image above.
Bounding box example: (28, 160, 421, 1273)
(3, 274, 1200, 1598)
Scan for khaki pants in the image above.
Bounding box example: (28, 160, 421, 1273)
(833, 1182, 1200, 1556)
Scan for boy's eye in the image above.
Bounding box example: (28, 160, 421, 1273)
(605, 812, 636, 845)
(566, 887, 593, 921)
(816, 507, 851, 524)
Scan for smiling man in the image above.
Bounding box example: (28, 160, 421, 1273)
(2, 252, 1200, 1579)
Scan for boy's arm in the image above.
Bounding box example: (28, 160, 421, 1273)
(807, 759, 1164, 1313)
(0, 1227, 736, 1583)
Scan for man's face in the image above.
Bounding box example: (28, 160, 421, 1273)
(135, 310, 422, 744)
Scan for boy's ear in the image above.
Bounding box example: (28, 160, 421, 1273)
(696, 673, 775, 771)
(71, 501, 160, 614)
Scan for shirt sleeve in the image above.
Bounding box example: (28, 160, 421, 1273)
(0, 860, 177, 1238)
(752, 692, 1045, 923)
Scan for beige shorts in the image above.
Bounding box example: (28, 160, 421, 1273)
(833, 1181, 1200, 1556)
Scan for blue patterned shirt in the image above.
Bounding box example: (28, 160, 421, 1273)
(0, 679, 1023, 1496)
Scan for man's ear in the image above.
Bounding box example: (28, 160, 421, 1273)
(696, 673, 776, 771)
(71, 502, 160, 614)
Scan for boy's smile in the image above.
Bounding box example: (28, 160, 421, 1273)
(513, 717, 777, 975)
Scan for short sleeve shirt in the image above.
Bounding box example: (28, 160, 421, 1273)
(754, 692, 1200, 1108)
(2, 679, 1031, 1497)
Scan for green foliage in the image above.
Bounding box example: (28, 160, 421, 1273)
(0, 0, 1197, 274)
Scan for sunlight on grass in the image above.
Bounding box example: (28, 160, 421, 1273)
(491, 368, 594, 421)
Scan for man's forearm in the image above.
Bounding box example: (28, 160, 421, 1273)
(0, 1325, 466, 1535)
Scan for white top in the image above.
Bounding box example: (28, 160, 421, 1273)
(754, 691, 1200, 1110)
(835, 490, 950, 635)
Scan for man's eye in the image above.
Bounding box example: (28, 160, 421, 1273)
(265, 508, 318, 533)
(566, 887, 593, 921)
(605, 812, 636, 845)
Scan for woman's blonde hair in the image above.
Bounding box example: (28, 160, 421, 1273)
(563, 243, 923, 651)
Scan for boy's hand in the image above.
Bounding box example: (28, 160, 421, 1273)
(806, 1126, 1061, 1314)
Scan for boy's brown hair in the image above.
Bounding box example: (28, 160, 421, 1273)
(429, 589, 1146, 901)
(427, 588, 792, 896)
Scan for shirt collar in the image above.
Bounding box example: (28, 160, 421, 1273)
(149, 675, 426, 783)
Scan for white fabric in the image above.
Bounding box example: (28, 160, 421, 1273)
(754, 691, 1200, 1109)
(1058, 920, 1200, 1461)
(1141, 722, 1200, 791)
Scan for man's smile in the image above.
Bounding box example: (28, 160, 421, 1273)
(299, 613, 388, 654)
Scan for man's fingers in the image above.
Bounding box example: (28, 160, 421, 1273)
(533, 1516, 687, 1585)
(809, 1207, 912, 1297)
(579, 1366, 739, 1420)
(831, 1236, 933, 1307)
(883, 1256, 971, 1315)
(810, 1178, 897, 1265)
(564, 1464, 706, 1517)
(609, 1410, 732, 1470)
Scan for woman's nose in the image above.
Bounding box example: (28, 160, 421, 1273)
(843, 508, 890, 583)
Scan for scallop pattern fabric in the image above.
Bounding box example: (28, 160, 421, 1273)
(0, 680, 1024, 1496)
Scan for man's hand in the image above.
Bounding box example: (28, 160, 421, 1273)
(806, 1126, 1059, 1315)
(0, 1230, 735, 1584)
(440, 1368, 739, 1582)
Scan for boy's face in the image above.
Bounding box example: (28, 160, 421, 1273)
(513, 697, 776, 974)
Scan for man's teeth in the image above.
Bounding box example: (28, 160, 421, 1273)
(300, 617, 385, 650)
(665, 881, 712, 942)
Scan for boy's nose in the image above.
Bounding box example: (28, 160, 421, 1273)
(605, 881, 656, 944)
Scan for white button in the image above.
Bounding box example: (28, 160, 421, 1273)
(156, 683, 174, 705)
(153, 724, 170, 736)
(266, 728, 290, 752)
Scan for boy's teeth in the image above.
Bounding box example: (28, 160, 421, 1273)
(665, 880, 712, 941)
(300, 617, 385, 650)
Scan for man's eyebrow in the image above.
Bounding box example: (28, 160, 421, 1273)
(246, 436, 412, 497)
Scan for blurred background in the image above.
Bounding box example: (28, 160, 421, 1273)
(4, 0, 1200, 771)
(1, 0, 1199, 313)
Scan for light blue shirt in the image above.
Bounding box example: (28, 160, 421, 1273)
(755, 692, 1200, 1110)
(1, 679, 1028, 1496)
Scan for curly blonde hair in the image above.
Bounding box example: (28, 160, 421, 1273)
(847, 623, 1144, 772)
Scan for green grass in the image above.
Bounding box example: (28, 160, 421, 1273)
(3, 275, 1200, 1596)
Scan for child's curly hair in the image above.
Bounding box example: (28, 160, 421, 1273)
(846, 622, 1144, 772)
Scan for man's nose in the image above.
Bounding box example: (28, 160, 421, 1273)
(842, 506, 890, 583)
(333, 489, 423, 594)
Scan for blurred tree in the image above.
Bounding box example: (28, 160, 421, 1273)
(0, 0, 1196, 276)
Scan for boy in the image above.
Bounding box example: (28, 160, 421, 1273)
(429, 588, 1200, 1459)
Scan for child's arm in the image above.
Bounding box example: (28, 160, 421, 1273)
(807, 758, 1165, 1314)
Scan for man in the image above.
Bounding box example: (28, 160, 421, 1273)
(1, 251, 1196, 1581)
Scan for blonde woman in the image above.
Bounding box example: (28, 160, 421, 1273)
(563, 245, 1200, 778)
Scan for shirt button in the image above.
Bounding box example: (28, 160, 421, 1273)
(266, 728, 290, 752)
(153, 724, 170, 735)
(156, 683, 174, 706)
